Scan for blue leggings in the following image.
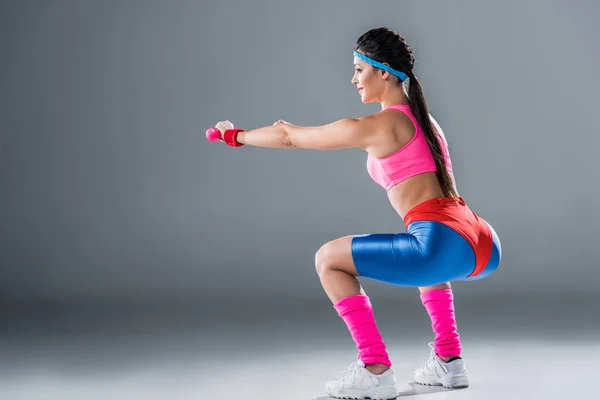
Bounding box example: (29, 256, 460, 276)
(351, 220, 502, 287)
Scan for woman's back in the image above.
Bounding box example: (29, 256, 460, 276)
(367, 105, 459, 219)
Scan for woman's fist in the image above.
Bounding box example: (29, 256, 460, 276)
(215, 120, 235, 138)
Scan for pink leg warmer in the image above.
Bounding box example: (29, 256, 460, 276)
(420, 289, 462, 357)
(334, 294, 392, 367)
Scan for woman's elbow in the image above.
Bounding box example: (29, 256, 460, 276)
(283, 133, 298, 148)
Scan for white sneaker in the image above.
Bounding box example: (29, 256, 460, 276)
(413, 342, 469, 388)
(325, 359, 398, 399)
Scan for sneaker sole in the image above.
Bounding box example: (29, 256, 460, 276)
(328, 395, 398, 400)
(414, 374, 469, 389)
(327, 386, 398, 400)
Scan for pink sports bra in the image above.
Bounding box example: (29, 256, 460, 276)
(366, 104, 453, 191)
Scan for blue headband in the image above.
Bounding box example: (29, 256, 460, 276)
(353, 51, 408, 82)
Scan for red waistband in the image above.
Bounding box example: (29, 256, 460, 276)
(403, 196, 492, 278)
(404, 196, 466, 228)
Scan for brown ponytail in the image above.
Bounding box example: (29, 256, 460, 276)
(407, 72, 457, 198)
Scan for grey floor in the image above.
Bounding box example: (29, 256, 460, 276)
(0, 293, 597, 400)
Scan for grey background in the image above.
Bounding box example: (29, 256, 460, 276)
(2, 1, 600, 399)
(2, 1, 599, 306)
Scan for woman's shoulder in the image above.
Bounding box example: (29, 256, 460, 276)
(361, 108, 417, 157)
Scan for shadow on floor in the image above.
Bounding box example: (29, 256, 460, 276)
(314, 382, 465, 399)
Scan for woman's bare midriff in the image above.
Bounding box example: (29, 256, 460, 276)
(386, 171, 458, 220)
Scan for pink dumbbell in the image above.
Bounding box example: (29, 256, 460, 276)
(205, 127, 221, 142)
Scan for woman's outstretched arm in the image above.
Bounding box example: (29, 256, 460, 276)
(218, 115, 382, 151)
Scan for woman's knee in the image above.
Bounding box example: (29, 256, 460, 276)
(315, 236, 349, 275)
(315, 242, 334, 275)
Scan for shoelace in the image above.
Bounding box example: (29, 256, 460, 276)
(419, 342, 437, 370)
(334, 361, 360, 380)
(333, 361, 380, 387)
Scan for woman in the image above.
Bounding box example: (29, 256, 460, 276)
(211, 27, 501, 400)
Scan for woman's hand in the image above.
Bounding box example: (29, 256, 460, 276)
(273, 119, 294, 126)
(215, 120, 235, 140)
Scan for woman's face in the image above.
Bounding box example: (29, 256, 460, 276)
(351, 56, 384, 103)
